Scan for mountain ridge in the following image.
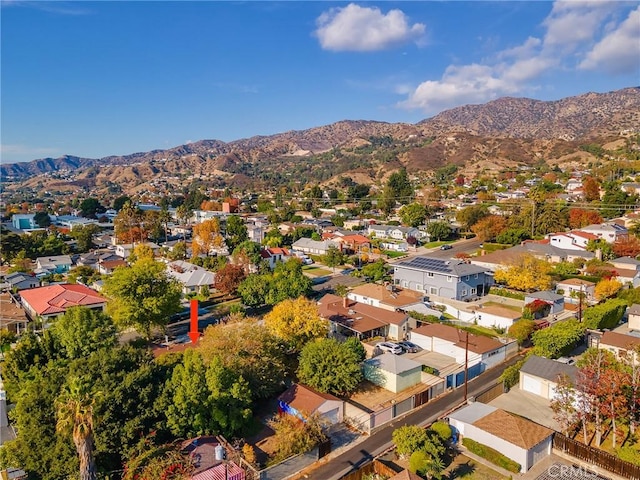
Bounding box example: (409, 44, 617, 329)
(2, 87, 639, 185)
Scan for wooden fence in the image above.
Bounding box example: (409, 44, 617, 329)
(475, 382, 504, 404)
(338, 459, 402, 480)
(553, 433, 640, 480)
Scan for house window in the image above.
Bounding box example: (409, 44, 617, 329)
(474, 274, 478, 279)
(403, 281, 409, 288)
(428, 272, 434, 277)
(416, 284, 423, 291)
(462, 289, 467, 296)
(430, 287, 437, 295)
(471, 288, 477, 295)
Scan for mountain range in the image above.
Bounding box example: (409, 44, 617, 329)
(2, 87, 639, 194)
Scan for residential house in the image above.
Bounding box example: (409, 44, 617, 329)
(471, 243, 594, 272)
(363, 353, 423, 393)
(629, 304, 640, 332)
(555, 278, 596, 305)
(247, 223, 266, 243)
(11, 214, 37, 230)
(291, 238, 339, 256)
(278, 383, 344, 425)
(181, 436, 246, 480)
(165, 261, 215, 296)
(318, 294, 412, 341)
(0, 293, 28, 334)
(115, 242, 161, 259)
(330, 234, 371, 254)
(546, 231, 597, 251)
(580, 222, 628, 244)
(519, 355, 578, 400)
(393, 257, 493, 301)
(35, 255, 73, 274)
(53, 215, 99, 231)
(409, 323, 515, 387)
(347, 284, 425, 312)
(259, 247, 291, 270)
(97, 259, 128, 275)
(524, 291, 565, 316)
(621, 182, 640, 196)
(76, 250, 121, 270)
(610, 256, 640, 286)
(472, 304, 522, 329)
(448, 403, 553, 472)
(367, 225, 419, 241)
(19, 284, 107, 322)
(4, 272, 39, 291)
(598, 331, 640, 364)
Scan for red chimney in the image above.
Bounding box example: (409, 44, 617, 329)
(343, 296, 348, 308)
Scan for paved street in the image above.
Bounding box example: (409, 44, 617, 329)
(301, 354, 523, 480)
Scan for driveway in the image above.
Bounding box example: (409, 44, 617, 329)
(488, 385, 561, 431)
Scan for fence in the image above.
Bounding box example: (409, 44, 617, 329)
(474, 382, 505, 404)
(553, 433, 640, 480)
(337, 459, 402, 480)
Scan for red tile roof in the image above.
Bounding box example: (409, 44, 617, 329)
(19, 284, 106, 316)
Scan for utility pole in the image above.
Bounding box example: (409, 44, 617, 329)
(578, 284, 584, 322)
(464, 330, 469, 402)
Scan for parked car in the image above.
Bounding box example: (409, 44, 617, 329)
(440, 244, 452, 250)
(376, 341, 403, 355)
(398, 341, 421, 353)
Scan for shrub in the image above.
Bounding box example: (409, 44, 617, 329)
(499, 358, 525, 390)
(409, 450, 430, 475)
(430, 421, 452, 442)
(617, 446, 640, 466)
(488, 287, 525, 300)
(462, 438, 521, 473)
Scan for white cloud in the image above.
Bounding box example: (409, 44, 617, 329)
(399, 1, 637, 114)
(315, 4, 425, 52)
(579, 6, 640, 74)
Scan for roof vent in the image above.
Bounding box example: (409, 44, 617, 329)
(348, 309, 355, 315)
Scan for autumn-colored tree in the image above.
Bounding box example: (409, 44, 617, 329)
(568, 208, 603, 229)
(493, 254, 552, 291)
(267, 412, 328, 464)
(550, 374, 580, 436)
(198, 318, 287, 399)
(507, 319, 535, 346)
(594, 278, 623, 301)
(582, 176, 601, 202)
(213, 263, 246, 295)
(114, 202, 146, 244)
(470, 215, 507, 242)
(264, 297, 329, 352)
(613, 236, 640, 258)
(127, 243, 154, 263)
(192, 219, 225, 256)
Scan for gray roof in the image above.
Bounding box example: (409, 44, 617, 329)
(520, 355, 578, 384)
(613, 256, 640, 266)
(526, 291, 563, 302)
(449, 402, 497, 424)
(396, 256, 489, 276)
(364, 352, 422, 375)
(628, 304, 640, 316)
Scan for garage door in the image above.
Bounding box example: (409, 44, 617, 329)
(522, 374, 542, 396)
(322, 408, 339, 425)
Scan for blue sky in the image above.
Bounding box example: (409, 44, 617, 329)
(2, 1, 639, 164)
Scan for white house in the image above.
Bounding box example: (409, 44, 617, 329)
(347, 284, 425, 312)
(11, 214, 37, 230)
(629, 304, 640, 332)
(555, 278, 596, 304)
(363, 353, 423, 393)
(580, 222, 628, 244)
(259, 247, 291, 270)
(165, 260, 215, 295)
(598, 331, 640, 365)
(291, 238, 339, 255)
(519, 355, 578, 400)
(472, 304, 521, 330)
(448, 403, 553, 472)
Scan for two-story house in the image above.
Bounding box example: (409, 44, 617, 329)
(260, 247, 291, 270)
(394, 257, 493, 301)
(580, 222, 628, 244)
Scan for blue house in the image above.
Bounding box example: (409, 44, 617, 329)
(35, 255, 73, 274)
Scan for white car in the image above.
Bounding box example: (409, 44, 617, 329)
(376, 341, 403, 355)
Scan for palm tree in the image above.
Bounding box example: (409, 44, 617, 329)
(55, 377, 98, 480)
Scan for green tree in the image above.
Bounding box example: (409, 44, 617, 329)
(55, 377, 98, 480)
(51, 307, 117, 359)
(237, 274, 271, 307)
(225, 215, 248, 251)
(400, 203, 427, 227)
(456, 205, 489, 231)
(67, 265, 101, 286)
(79, 198, 104, 219)
(426, 221, 451, 241)
(71, 224, 101, 253)
(360, 259, 390, 282)
(112, 195, 131, 211)
(582, 298, 626, 330)
(344, 336, 366, 362)
(322, 245, 346, 272)
(0, 229, 24, 262)
(103, 257, 182, 337)
(298, 338, 363, 395)
(532, 319, 585, 358)
(387, 168, 414, 204)
(34, 211, 51, 228)
(495, 228, 530, 246)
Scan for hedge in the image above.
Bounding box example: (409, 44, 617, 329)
(488, 287, 525, 300)
(462, 438, 521, 473)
